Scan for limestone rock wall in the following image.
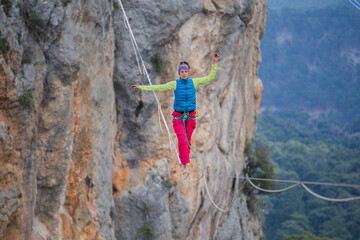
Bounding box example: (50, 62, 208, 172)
(0, 0, 266, 239)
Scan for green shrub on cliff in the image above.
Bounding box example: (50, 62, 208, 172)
(1, 0, 12, 16)
(21, 56, 32, 65)
(162, 179, 177, 190)
(61, 0, 71, 6)
(243, 139, 276, 193)
(19, 90, 35, 113)
(0, 37, 10, 55)
(138, 223, 155, 240)
(150, 53, 163, 73)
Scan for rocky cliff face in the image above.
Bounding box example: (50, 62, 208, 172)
(0, 0, 266, 239)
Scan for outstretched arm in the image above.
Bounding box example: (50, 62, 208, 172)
(193, 53, 219, 88)
(130, 81, 176, 91)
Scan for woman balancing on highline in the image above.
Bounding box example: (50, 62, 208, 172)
(130, 53, 219, 174)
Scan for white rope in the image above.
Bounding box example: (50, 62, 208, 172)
(203, 177, 248, 212)
(348, 0, 360, 10)
(301, 183, 360, 202)
(157, 106, 164, 132)
(118, 1, 144, 64)
(122, 14, 143, 74)
(241, 176, 360, 188)
(188, 172, 204, 182)
(246, 177, 300, 193)
(188, 173, 360, 203)
(117, 0, 181, 165)
(245, 176, 360, 202)
(130, 32, 143, 74)
(186, 174, 360, 189)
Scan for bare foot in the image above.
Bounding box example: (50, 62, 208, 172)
(181, 164, 189, 174)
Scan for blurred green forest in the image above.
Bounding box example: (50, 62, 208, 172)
(259, 6, 360, 127)
(255, 111, 360, 239)
(282, 231, 338, 240)
(255, 4, 360, 240)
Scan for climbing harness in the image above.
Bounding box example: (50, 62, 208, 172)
(173, 112, 197, 154)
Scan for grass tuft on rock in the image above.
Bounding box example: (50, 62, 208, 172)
(150, 53, 163, 74)
(162, 179, 177, 190)
(22, 56, 32, 65)
(19, 90, 35, 113)
(138, 223, 155, 240)
(1, 0, 12, 17)
(0, 37, 10, 55)
(60, 0, 71, 6)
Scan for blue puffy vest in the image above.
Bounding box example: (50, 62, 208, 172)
(173, 78, 196, 112)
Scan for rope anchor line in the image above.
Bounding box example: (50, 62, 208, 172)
(185, 173, 360, 212)
(244, 175, 360, 202)
(199, 174, 360, 212)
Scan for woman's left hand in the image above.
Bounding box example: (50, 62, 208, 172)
(213, 53, 219, 63)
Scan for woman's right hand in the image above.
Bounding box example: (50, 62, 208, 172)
(213, 53, 219, 63)
(130, 85, 139, 89)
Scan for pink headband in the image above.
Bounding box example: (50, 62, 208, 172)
(178, 64, 189, 74)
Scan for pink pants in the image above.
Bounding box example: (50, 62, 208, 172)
(172, 111, 197, 164)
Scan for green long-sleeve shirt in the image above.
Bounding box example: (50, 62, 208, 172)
(139, 64, 217, 91)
